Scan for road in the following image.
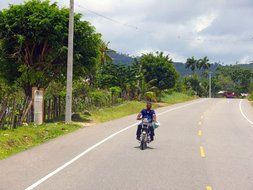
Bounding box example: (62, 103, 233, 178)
(1, 98, 253, 190)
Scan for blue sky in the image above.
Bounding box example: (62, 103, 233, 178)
(1, 0, 253, 64)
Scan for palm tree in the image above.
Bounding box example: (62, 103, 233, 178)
(99, 41, 115, 65)
(198, 56, 211, 77)
(185, 56, 198, 74)
(199, 56, 211, 71)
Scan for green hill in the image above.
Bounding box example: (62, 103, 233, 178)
(109, 52, 252, 76)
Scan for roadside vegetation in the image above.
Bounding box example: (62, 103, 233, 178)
(183, 57, 253, 97)
(248, 93, 253, 101)
(91, 101, 149, 123)
(0, 0, 252, 159)
(161, 92, 196, 104)
(0, 123, 81, 159)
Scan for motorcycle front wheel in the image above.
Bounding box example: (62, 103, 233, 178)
(140, 140, 147, 150)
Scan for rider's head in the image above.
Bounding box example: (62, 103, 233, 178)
(146, 101, 152, 110)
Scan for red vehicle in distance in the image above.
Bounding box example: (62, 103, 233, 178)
(224, 92, 236, 98)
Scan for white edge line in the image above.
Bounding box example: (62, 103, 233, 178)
(239, 99, 253, 125)
(25, 98, 207, 190)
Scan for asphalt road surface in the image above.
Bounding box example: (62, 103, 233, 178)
(1, 98, 253, 190)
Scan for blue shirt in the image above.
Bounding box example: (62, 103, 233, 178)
(141, 109, 156, 122)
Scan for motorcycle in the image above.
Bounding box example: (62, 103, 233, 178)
(139, 118, 152, 150)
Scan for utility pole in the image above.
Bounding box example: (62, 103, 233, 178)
(65, 0, 74, 123)
(209, 72, 212, 98)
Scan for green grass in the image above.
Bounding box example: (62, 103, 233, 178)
(0, 123, 81, 160)
(161, 92, 196, 104)
(91, 93, 195, 123)
(248, 93, 253, 101)
(91, 101, 151, 123)
(0, 92, 195, 160)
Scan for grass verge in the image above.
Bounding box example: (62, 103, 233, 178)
(248, 92, 253, 101)
(91, 101, 158, 123)
(0, 92, 195, 160)
(0, 123, 81, 160)
(91, 92, 195, 123)
(161, 92, 197, 104)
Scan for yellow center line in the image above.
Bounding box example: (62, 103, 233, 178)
(200, 146, 206, 157)
(206, 186, 212, 190)
(198, 130, 202, 136)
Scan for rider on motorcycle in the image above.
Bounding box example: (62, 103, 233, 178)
(136, 102, 157, 142)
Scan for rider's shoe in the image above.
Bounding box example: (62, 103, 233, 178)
(136, 136, 140, 141)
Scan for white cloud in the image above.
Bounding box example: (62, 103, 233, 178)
(193, 12, 218, 33)
(239, 56, 252, 64)
(1, 0, 253, 64)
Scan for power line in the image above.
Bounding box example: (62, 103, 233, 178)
(74, 2, 253, 43)
(75, 3, 140, 31)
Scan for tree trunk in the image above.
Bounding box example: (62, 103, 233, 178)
(53, 96, 58, 119)
(43, 100, 46, 121)
(48, 99, 51, 120)
(58, 96, 61, 117)
(21, 99, 33, 123)
(10, 99, 16, 129)
(0, 100, 8, 129)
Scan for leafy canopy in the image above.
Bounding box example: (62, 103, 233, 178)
(0, 0, 102, 96)
(139, 52, 179, 90)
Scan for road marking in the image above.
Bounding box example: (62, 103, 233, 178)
(239, 99, 253, 125)
(198, 121, 202, 125)
(200, 146, 206, 157)
(25, 99, 208, 190)
(201, 115, 204, 119)
(198, 130, 202, 136)
(206, 186, 213, 190)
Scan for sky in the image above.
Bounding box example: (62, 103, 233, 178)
(1, 0, 253, 64)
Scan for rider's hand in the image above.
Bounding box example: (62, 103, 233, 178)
(137, 113, 142, 120)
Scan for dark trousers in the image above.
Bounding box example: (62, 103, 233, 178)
(136, 124, 155, 139)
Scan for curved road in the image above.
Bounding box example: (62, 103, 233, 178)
(0, 98, 253, 190)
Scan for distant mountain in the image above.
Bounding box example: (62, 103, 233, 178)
(172, 62, 191, 76)
(173, 62, 220, 76)
(109, 52, 252, 76)
(108, 52, 134, 65)
(235, 63, 253, 70)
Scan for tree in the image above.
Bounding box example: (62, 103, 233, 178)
(185, 56, 211, 75)
(185, 56, 198, 74)
(199, 56, 211, 71)
(139, 52, 179, 91)
(215, 65, 252, 93)
(99, 41, 115, 65)
(184, 74, 207, 96)
(0, 0, 102, 98)
(97, 62, 138, 98)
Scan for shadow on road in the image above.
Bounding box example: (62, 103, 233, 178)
(133, 146, 156, 150)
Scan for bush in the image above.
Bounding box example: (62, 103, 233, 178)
(184, 75, 206, 97)
(110, 86, 122, 95)
(89, 90, 111, 107)
(144, 91, 157, 102)
(110, 86, 122, 104)
(248, 93, 253, 101)
(161, 92, 195, 104)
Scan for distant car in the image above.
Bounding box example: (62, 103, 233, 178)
(240, 93, 248, 97)
(224, 92, 236, 98)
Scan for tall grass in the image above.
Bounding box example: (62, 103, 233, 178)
(0, 123, 81, 160)
(0, 92, 196, 160)
(91, 92, 196, 123)
(161, 92, 196, 104)
(91, 101, 149, 123)
(248, 93, 253, 101)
